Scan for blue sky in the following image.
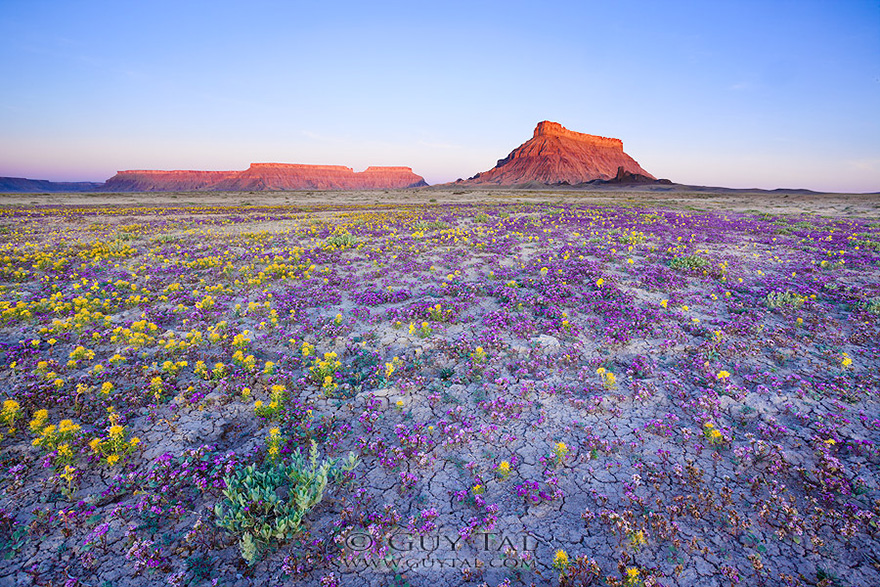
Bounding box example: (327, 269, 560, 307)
(1, 0, 878, 191)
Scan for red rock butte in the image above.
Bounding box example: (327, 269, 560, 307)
(461, 120, 655, 185)
(103, 163, 427, 192)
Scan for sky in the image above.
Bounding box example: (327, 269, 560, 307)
(1, 0, 878, 192)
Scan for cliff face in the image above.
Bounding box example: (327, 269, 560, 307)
(462, 121, 654, 185)
(215, 164, 427, 191)
(103, 164, 427, 192)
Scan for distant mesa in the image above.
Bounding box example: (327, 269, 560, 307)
(0, 163, 427, 193)
(102, 170, 239, 192)
(102, 163, 428, 192)
(458, 120, 657, 186)
(0, 177, 104, 193)
(0, 124, 664, 193)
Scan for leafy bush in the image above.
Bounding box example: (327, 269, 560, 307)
(214, 441, 358, 564)
(852, 238, 880, 251)
(765, 290, 805, 309)
(324, 233, 358, 249)
(413, 221, 449, 231)
(618, 232, 646, 245)
(669, 254, 709, 272)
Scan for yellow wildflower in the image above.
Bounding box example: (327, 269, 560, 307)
(553, 549, 569, 570)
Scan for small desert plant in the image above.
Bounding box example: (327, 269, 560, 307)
(852, 237, 880, 251)
(618, 232, 646, 245)
(214, 441, 357, 564)
(765, 290, 805, 309)
(152, 234, 181, 243)
(558, 555, 602, 586)
(413, 221, 448, 231)
(324, 233, 357, 249)
(668, 254, 709, 272)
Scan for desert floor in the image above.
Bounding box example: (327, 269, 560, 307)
(0, 188, 878, 587)
(1, 186, 879, 218)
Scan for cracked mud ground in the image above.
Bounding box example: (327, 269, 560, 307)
(0, 189, 878, 587)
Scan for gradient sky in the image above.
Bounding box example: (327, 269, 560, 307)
(1, 0, 878, 192)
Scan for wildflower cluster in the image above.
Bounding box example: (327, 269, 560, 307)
(309, 352, 341, 394)
(0, 399, 20, 439)
(89, 408, 140, 465)
(255, 385, 287, 419)
(596, 366, 617, 389)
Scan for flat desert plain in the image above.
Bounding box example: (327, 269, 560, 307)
(0, 188, 878, 587)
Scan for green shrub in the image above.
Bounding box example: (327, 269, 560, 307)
(669, 254, 709, 272)
(413, 221, 449, 232)
(214, 441, 357, 564)
(324, 233, 358, 249)
(853, 238, 880, 251)
(765, 290, 805, 309)
(618, 232, 646, 245)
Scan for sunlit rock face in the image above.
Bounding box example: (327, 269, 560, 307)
(103, 164, 427, 191)
(461, 121, 654, 185)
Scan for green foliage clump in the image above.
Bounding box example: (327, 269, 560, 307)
(863, 298, 880, 315)
(214, 441, 358, 564)
(852, 238, 880, 251)
(669, 254, 709, 272)
(765, 290, 805, 309)
(618, 232, 646, 245)
(413, 221, 449, 232)
(324, 233, 358, 249)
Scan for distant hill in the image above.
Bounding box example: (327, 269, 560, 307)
(0, 177, 103, 193)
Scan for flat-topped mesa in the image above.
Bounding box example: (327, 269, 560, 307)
(102, 163, 427, 191)
(533, 121, 623, 150)
(104, 169, 239, 191)
(363, 166, 417, 173)
(115, 169, 237, 175)
(247, 163, 354, 172)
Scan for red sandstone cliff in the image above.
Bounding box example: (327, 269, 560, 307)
(461, 121, 654, 185)
(103, 164, 427, 192)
